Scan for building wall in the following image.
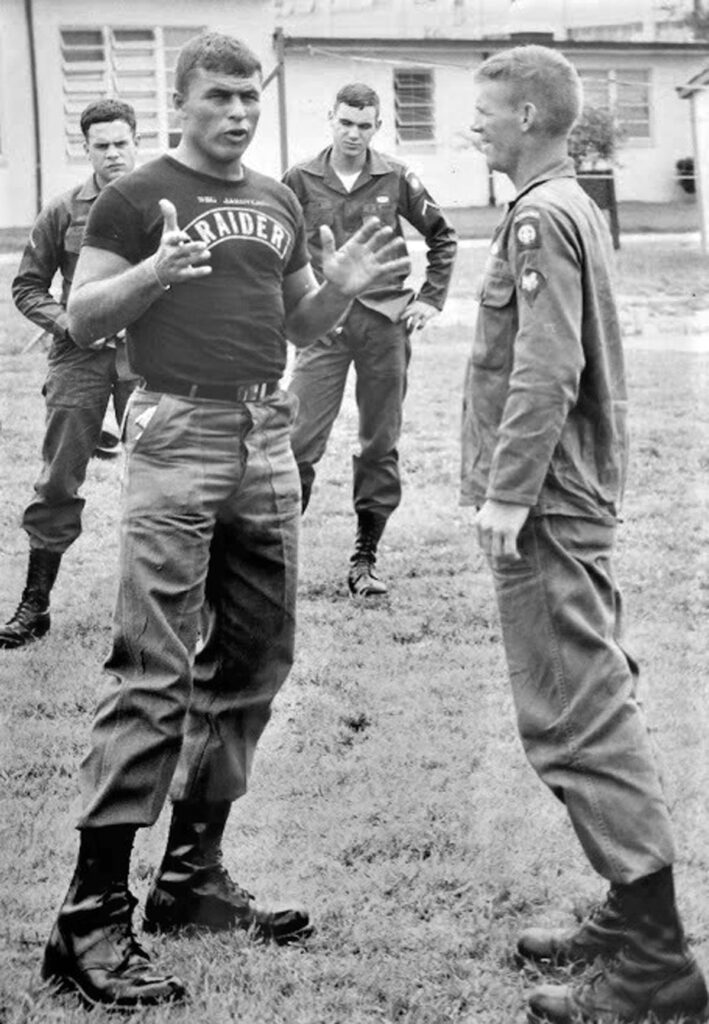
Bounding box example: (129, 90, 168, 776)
(0, 0, 281, 229)
(283, 44, 708, 208)
(2, 1, 706, 228)
(0, 1, 38, 226)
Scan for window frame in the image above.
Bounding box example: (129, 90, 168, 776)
(580, 66, 653, 143)
(60, 24, 203, 161)
(393, 66, 436, 151)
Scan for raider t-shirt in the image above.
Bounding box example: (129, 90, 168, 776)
(82, 155, 309, 385)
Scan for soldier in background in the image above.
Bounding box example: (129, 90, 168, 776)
(1, 99, 140, 650)
(284, 83, 457, 597)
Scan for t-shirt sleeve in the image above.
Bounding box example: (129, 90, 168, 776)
(82, 185, 144, 265)
(283, 193, 310, 276)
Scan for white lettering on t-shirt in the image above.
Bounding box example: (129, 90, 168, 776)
(183, 206, 292, 259)
(238, 212, 254, 235)
(194, 220, 217, 244)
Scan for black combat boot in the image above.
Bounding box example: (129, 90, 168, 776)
(527, 867, 708, 1023)
(517, 883, 628, 967)
(42, 826, 186, 1009)
(143, 801, 312, 943)
(347, 510, 388, 598)
(0, 548, 62, 649)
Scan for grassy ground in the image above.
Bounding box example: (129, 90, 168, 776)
(0, 242, 708, 1023)
(0, 197, 699, 253)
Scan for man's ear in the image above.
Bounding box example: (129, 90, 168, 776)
(520, 102, 538, 133)
(173, 91, 184, 113)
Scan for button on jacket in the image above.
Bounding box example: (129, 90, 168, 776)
(461, 157, 627, 521)
(283, 146, 457, 322)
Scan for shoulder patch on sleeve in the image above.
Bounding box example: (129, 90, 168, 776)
(519, 268, 546, 305)
(514, 211, 542, 251)
(405, 169, 424, 191)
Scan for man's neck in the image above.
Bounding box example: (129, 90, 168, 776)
(172, 142, 245, 182)
(511, 139, 569, 192)
(330, 148, 367, 176)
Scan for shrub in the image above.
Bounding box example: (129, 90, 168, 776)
(568, 105, 625, 171)
(676, 156, 695, 194)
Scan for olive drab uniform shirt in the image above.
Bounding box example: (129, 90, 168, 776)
(461, 157, 628, 521)
(13, 175, 130, 371)
(283, 146, 457, 322)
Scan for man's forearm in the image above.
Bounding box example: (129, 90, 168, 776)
(285, 280, 353, 348)
(12, 277, 69, 338)
(68, 258, 167, 347)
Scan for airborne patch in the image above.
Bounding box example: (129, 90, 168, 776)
(519, 269, 546, 305)
(514, 213, 541, 251)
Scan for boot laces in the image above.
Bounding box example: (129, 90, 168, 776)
(7, 594, 47, 628)
(209, 864, 255, 905)
(100, 884, 150, 966)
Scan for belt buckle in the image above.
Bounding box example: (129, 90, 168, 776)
(239, 382, 266, 402)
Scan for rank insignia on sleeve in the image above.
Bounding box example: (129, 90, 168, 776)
(519, 269, 546, 305)
(515, 216, 541, 250)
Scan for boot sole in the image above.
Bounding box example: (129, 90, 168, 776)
(144, 914, 314, 945)
(0, 625, 50, 649)
(42, 927, 187, 1011)
(526, 997, 709, 1024)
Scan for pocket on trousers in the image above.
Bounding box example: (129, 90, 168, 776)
(123, 392, 171, 454)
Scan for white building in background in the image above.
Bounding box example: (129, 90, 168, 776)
(277, 0, 698, 41)
(1, 0, 707, 227)
(0, 0, 279, 228)
(277, 31, 709, 208)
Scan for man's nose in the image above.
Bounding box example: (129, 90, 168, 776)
(228, 96, 247, 119)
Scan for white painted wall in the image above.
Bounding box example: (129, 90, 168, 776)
(0, 1, 38, 226)
(0, 0, 281, 228)
(282, 45, 707, 207)
(688, 86, 709, 251)
(1, 0, 706, 227)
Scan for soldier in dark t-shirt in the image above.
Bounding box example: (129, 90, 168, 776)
(40, 33, 410, 1010)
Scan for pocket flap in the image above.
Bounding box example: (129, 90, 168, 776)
(481, 275, 515, 308)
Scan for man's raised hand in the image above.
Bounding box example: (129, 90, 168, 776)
(320, 218, 411, 298)
(149, 198, 211, 289)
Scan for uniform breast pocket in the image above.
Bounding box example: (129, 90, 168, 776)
(363, 199, 397, 228)
(473, 274, 516, 370)
(305, 199, 334, 231)
(64, 224, 85, 256)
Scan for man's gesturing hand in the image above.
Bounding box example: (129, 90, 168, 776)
(474, 499, 530, 563)
(149, 199, 212, 289)
(320, 218, 411, 298)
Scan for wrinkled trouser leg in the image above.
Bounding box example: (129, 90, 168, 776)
(288, 330, 353, 506)
(351, 306, 410, 520)
(78, 388, 300, 828)
(22, 350, 115, 553)
(489, 514, 675, 884)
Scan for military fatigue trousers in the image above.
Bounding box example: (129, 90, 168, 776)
(79, 386, 300, 828)
(489, 513, 675, 884)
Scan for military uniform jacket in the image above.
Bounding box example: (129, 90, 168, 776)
(283, 146, 457, 322)
(461, 157, 628, 521)
(12, 176, 100, 343)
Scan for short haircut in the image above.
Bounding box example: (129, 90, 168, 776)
(334, 82, 380, 115)
(80, 98, 137, 139)
(474, 45, 582, 138)
(174, 32, 262, 95)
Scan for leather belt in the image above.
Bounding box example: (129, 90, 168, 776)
(143, 378, 278, 403)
